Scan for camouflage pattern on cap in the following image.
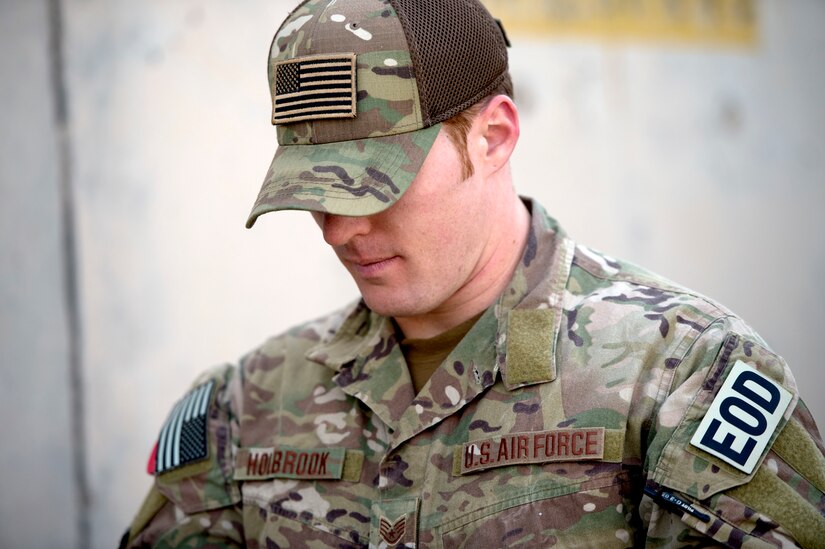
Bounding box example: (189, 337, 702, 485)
(126, 199, 825, 547)
(248, 123, 439, 225)
(247, 0, 436, 226)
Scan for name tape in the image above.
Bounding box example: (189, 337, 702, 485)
(235, 446, 346, 481)
(458, 427, 605, 475)
(691, 360, 792, 474)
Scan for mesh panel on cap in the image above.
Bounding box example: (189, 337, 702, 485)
(389, 0, 508, 126)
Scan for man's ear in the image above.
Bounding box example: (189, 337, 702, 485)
(471, 95, 520, 177)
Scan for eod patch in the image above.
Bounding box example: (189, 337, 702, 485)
(691, 360, 792, 474)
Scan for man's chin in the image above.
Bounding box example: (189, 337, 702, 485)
(360, 292, 424, 319)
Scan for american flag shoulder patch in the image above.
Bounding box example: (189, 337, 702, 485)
(272, 53, 357, 125)
(153, 380, 215, 475)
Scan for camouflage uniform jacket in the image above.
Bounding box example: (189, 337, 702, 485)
(127, 199, 825, 548)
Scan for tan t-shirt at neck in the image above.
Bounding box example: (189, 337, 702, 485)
(397, 312, 485, 394)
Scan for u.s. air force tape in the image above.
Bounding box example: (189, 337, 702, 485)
(455, 427, 614, 476)
(691, 360, 792, 474)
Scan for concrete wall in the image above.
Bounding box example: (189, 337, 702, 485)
(0, 1, 79, 546)
(1, 1, 823, 547)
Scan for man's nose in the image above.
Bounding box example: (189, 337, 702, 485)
(316, 213, 371, 247)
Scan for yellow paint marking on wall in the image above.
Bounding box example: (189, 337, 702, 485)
(484, 0, 757, 46)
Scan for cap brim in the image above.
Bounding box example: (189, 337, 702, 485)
(246, 123, 442, 228)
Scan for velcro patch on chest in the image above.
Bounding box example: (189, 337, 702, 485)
(690, 360, 792, 474)
(456, 428, 605, 475)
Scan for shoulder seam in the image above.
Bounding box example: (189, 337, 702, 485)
(645, 315, 735, 448)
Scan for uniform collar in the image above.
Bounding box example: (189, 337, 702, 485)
(305, 198, 575, 435)
(495, 198, 576, 390)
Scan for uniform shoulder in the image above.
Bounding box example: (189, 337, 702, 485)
(125, 363, 243, 546)
(568, 242, 737, 326)
(564, 246, 825, 546)
(641, 308, 824, 546)
(566, 242, 781, 381)
(572, 243, 694, 294)
(239, 298, 361, 370)
(149, 363, 240, 510)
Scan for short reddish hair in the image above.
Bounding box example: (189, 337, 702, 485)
(442, 74, 514, 180)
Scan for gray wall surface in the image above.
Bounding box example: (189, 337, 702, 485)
(1, 1, 823, 547)
(1, 1, 79, 546)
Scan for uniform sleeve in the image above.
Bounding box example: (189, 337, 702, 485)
(123, 364, 244, 548)
(643, 320, 825, 548)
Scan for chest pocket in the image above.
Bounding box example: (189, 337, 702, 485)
(240, 478, 371, 547)
(237, 446, 373, 547)
(423, 308, 640, 549)
(434, 448, 634, 547)
(424, 428, 636, 548)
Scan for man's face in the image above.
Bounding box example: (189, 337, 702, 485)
(311, 129, 500, 321)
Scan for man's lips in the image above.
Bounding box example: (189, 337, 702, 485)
(342, 255, 400, 278)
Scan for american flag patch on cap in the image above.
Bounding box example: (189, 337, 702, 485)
(272, 53, 357, 125)
(154, 380, 215, 474)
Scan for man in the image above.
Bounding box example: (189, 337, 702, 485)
(124, 0, 825, 547)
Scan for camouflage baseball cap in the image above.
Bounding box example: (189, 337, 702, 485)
(246, 0, 510, 228)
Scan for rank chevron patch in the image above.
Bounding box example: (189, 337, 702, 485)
(379, 515, 406, 545)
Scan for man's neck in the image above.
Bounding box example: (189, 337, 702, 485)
(394, 195, 531, 339)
